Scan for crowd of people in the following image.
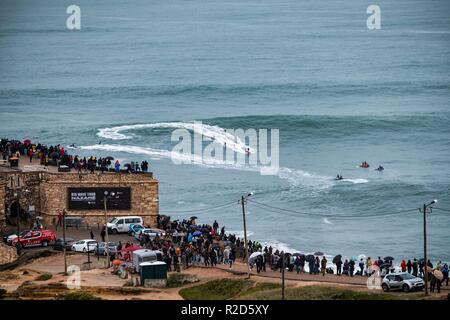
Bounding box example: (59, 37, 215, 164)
(95, 214, 449, 294)
(0, 138, 150, 174)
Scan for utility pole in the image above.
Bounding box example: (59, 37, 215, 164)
(63, 209, 67, 275)
(281, 253, 285, 300)
(423, 203, 428, 295)
(103, 192, 111, 268)
(241, 195, 250, 279)
(421, 199, 437, 296)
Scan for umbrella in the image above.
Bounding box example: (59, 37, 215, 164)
(293, 253, 304, 257)
(249, 252, 263, 262)
(306, 254, 315, 263)
(333, 255, 342, 264)
(121, 245, 141, 253)
(314, 251, 324, 256)
(23, 139, 31, 145)
(192, 231, 202, 237)
(433, 270, 444, 281)
(357, 254, 367, 261)
(190, 216, 198, 220)
(384, 256, 394, 261)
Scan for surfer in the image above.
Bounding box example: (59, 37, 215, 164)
(69, 143, 77, 149)
(336, 174, 343, 180)
(375, 165, 384, 171)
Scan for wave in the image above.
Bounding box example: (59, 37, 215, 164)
(341, 178, 369, 184)
(2, 81, 449, 100)
(78, 143, 337, 189)
(95, 114, 450, 148)
(97, 122, 251, 154)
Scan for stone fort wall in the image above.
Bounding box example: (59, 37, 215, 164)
(1, 171, 159, 229)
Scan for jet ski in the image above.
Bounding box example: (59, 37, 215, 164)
(335, 175, 343, 180)
(360, 161, 370, 168)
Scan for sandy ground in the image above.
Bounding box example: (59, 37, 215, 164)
(1, 252, 448, 300)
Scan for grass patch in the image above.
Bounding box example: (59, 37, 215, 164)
(179, 279, 252, 300)
(167, 273, 199, 288)
(237, 285, 421, 300)
(64, 291, 101, 300)
(35, 273, 53, 281)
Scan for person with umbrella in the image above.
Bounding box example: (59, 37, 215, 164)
(333, 255, 342, 276)
(294, 255, 302, 274)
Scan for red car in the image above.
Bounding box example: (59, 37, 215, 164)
(12, 229, 56, 249)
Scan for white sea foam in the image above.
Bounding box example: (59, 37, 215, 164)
(227, 230, 255, 238)
(78, 143, 336, 189)
(342, 178, 369, 184)
(322, 217, 332, 224)
(97, 122, 250, 154)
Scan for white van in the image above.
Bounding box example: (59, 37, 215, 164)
(106, 216, 143, 234)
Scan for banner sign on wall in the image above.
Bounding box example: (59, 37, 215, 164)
(67, 187, 131, 210)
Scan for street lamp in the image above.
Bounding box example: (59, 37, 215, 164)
(103, 191, 116, 268)
(239, 192, 253, 279)
(421, 199, 437, 296)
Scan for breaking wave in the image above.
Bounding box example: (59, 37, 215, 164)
(97, 121, 251, 154)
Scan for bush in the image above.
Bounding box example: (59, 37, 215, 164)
(179, 279, 252, 300)
(35, 273, 53, 281)
(167, 273, 199, 288)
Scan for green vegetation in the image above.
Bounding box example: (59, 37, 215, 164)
(64, 291, 101, 300)
(167, 273, 199, 288)
(180, 279, 422, 300)
(179, 279, 252, 300)
(35, 273, 53, 281)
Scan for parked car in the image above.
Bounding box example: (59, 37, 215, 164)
(71, 239, 98, 253)
(93, 242, 118, 256)
(53, 237, 76, 251)
(128, 223, 144, 236)
(12, 229, 57, 249)
(106, 216, 143, 234)
(135, 228, 164, 241)
(382, 272, 424, 292)
(6, 230, 30, 245)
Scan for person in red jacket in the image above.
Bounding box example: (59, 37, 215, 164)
(401, 259, 407, 272)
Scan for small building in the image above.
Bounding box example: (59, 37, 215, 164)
(0, 159, 159, 230)
(140, 261, 167, 288)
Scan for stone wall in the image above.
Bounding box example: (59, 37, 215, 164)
(1, 171, 159, 229)
(0, 242, 17, 265)
(39, 172, 159, 227)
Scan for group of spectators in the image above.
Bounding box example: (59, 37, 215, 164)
(0, 138, 150, 174)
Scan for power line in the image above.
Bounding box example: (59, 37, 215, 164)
(247, 199, 418, 219)
(433, 207, 450, 213)
(163, 200, 237, 214)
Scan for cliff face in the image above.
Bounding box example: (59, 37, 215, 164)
(0, 242, 17, 265)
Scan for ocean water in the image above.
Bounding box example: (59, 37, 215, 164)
(1, 0, 449, 262)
